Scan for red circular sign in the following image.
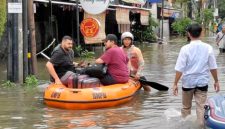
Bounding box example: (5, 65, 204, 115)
(80, 18, 100, 38)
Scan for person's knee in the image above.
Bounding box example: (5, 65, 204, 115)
(100, 74, 116, 86)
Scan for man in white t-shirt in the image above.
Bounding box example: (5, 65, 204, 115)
(173, 23, 220, 128)
(216, 24, 225, 53)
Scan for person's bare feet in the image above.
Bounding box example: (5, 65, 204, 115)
(143, 85, 151, 92)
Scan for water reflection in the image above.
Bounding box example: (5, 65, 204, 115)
(41, 92, 146, 128)
(0, 37, 225, 128)
(0, 62, 6, 81)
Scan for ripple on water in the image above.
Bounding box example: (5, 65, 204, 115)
(11, 117, 24, 120)
(33, 124, 48, 128)
(3, 127, 18, 129)
(42, 115, 52, 118)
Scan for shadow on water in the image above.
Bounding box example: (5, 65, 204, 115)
(0, 37, 225, 128)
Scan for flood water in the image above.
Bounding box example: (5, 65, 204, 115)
(0, 37, 225, 129)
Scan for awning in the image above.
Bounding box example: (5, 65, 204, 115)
(122, 0, 146, 5)
(34, 0, 151, 11)
(140, 10, 150, 25)
(116, 7, 130, 24)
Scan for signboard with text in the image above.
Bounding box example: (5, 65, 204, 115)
(8, 3, 22, 13)
(80, 18, 100, 38)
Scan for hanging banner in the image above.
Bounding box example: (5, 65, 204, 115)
(80, 0, 110, 15)
(83, 12, 106, 44)
(161, 8, 174, 17)
(118, 24, 130, 33)
(140, 10, 150, 25)
(80, 18, 100, 38)
(171, 12, 181, 18)
(116, 8, 130, 24)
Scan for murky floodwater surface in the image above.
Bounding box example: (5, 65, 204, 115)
(0, 37, 225, 129)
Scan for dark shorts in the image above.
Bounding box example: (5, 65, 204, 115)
(219, 48, 225, 53)
(182, 85, 208, 91)
(100, 73, 117, 86)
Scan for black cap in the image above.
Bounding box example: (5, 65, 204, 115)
(102, 34, 118, 44)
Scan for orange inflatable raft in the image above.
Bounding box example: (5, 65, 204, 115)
(44, 79, 141, 110)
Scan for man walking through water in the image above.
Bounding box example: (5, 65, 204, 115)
(173, 23, 220, 128)
(216, 24, 225, 53)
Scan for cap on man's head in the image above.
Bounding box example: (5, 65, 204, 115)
(103, 34, 118, 44)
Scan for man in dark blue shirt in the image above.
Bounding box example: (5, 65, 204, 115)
(46, 36, 83, 84)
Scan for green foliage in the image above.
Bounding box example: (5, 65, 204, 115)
(80, 50, 95, 59)
(75, 45, 82, 55)
(202, 9, 214, 28)
(218, 0, 225, 18)
(24, 75, 38, 87)
(1, 80, 16, 87)
(75, 45, 95, 60)
(141, 17, 158, 42)
(175, 0, 189, 2)
(194, 13, 202, 24)
(132, 15, 158, 42)
(0, 0, 6, 39)
(171, 17, 192, 36)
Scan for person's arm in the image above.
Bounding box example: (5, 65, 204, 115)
(216, 33, 220, 46)
(173, 47, 186, 96)
(135, 48, 144, 77)
(46, 61, 62, 84)
(173, 71, 182, 96)
(216, 33, 219, 42)
(210, 69, 220, 92)
(208, 46, 220, 92)
(96, 50, 111, 64)
(95, 58, 104, 64)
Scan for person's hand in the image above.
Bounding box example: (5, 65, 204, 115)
(55, 78, 62, 85)
(214, 82, 220, 92)
(78, 61, 87, 68)
(73, 62, 78, 67)
(173, 84, 178, 96)
(134, 74, 140, 81)
(216, 42, 219, 46)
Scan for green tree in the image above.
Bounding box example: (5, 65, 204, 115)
(132, 15, 158, 42)
(175, 0, 189, 2)
(218, 0, 225, 18)
(171, 17, 192, 36)
(202, 9, 214, 30)
(141, 16, 158, 42)
(0, 0, 6, 39)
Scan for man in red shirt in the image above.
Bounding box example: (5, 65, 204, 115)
(96, 34, 129, 85)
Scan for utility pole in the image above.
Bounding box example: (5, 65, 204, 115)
(28, 0, 37, 75)
(7, 0, 23, 83)
(49, 0, 53, 39)
(18, 0, 23, 83)
(159, 0, 164, 44)
(76, 0, 80, 45)
(188, 1, 192, 19)
(22, 0, 28, 81)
